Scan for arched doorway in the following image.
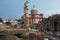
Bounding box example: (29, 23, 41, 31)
(54, 20, 57, 32)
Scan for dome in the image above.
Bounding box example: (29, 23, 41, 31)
(31, 5, 38, 14)
(31, 5, 37, 11)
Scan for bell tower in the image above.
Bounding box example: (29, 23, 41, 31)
(24, 0, 29, 28)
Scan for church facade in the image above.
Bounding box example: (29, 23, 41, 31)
(22, 0, 43, 29)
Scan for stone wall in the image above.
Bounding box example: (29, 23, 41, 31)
(37, 14, 60, 32)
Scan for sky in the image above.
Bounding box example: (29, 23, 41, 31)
(0, 0, 60, 19)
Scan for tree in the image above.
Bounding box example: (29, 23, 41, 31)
(5, 22, 11, 25)
(16, 19, 21, 22)
(0, 17, 3, 22)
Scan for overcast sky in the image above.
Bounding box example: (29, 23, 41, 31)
(0, 0, 60, 19)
